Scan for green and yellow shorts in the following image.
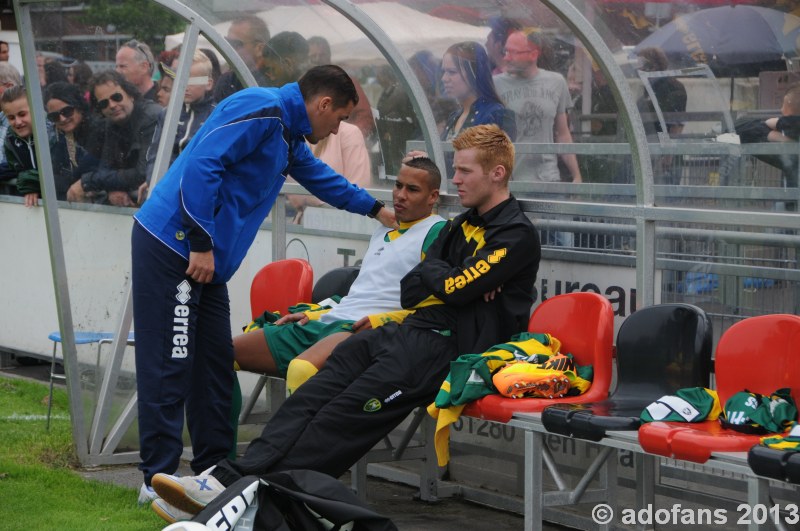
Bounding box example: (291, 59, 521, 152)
(263, 319, 355, 377)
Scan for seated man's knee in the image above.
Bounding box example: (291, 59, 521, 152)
(286, 358, 318, 394)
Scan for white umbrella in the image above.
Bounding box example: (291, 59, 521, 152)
(165, 2, 489, 66)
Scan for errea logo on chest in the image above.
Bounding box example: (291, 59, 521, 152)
(444, 248, 507, 294)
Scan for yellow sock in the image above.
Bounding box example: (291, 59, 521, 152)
(286, 358, 318, 394)
(233, 360, 240, 371)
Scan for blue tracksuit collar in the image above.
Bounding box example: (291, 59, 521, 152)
(278, 83, 312, 139)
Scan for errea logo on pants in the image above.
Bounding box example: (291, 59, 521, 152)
(172, 281, 192, 359)
(176, 280, 191, 304)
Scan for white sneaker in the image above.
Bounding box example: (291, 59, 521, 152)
(152, 498, 193, 524)
(138, 483, 158, 505)
(161, 522, 211, 531)
(152, 466, 224, 515)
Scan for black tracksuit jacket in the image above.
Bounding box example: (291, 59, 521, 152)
(401, 195, 541, 355)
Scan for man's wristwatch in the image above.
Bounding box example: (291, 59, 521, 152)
(367, 199, 385, 219)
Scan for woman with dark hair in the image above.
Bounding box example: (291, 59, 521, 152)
(44, 81, 104, 160)
(43, 81, 105, 201)
(439, 41, 516, 142)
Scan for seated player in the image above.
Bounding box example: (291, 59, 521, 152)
(235, 156, 445, 394)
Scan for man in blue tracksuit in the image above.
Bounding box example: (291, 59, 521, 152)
(131, 65, 395, 503)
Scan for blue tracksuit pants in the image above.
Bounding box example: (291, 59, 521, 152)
(132, 221, 234, 485)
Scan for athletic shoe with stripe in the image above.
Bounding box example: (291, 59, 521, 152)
(151, 497, 193, 524)
(138, 483, 158, 505)
(152, 466, 224, 515)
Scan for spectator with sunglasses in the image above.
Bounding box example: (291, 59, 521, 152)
(66, 70, 161, 206)
(41, 82, 104, 203)
(44, 81, 104, 160)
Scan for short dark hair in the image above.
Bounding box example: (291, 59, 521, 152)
(298, 65, 358, 109)
(403, 156, 441, 190)
(89, 69, 141, 106)
(265, 31, 309, 63)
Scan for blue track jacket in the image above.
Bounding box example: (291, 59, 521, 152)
(135, 83, 376, 283)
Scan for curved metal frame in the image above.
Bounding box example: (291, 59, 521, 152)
(12, 0, 795, 469)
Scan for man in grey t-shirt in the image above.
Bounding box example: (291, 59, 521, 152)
(493, 29, 582, 183)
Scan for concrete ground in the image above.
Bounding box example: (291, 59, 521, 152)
(1, 357, 567, 530)
(80, 463, 531, 530)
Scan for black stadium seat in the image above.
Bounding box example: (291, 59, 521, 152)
(312, 266, 360, 303)
(541, 303, 713, 441)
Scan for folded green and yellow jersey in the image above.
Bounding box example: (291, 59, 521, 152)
(640, 387, 721, 423)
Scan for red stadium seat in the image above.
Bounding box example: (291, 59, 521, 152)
(462, 292, 615, 423)
(249, 258, 313, 319)
(639, 314, 800, 463)
(240, 259, 314, 422)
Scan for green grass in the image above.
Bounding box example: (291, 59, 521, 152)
(0, 377, 164, 530)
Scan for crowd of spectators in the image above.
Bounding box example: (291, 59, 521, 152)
(0, 13, 699, 210)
